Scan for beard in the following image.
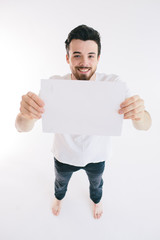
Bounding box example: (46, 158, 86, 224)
(72, 66, 96, 80)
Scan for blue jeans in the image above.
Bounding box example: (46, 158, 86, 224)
(54, 157, 105, 204)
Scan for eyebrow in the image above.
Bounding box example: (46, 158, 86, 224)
(73, 51, 96, 55)
(73, 51, 81, 54)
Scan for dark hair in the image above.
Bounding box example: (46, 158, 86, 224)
(65, 24, 101, 57)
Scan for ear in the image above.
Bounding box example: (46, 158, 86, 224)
(97, 55, 100, 62)
(66, 54, 69, 64)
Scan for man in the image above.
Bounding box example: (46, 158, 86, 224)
(15, 25, 152, 219)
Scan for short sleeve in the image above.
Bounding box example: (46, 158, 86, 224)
(114, 75, 133, 99)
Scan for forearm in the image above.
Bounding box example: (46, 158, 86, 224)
(132, 110, 152, 131)
(15, 113, 37, 132)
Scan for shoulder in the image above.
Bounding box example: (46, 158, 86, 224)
(96, 73, 121, 82)
(96, 73, 132, 98)
(49, 73, 71, 80)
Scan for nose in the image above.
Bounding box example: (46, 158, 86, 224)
(79, 56, 89, 67)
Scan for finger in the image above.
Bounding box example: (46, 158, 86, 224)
(120, 95, 140, 108)
(124, 105, 145, 118)
(21, 100, 43, 118)
(27, 92, 45, 107)
(119, 99, 144, 114)
(125, 116, 141, 121)
(22, 95, 44, 113)
(124, 108, 145, 119)
(20, 105, 42, 119)
(124, 114, 142, 120)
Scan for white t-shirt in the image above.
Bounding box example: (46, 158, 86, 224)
(50, 73, 131, 167)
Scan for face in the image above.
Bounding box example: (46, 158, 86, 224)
(66, 39, 100, 80)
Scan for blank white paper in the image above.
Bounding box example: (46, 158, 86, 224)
(39, 79, 126, 136)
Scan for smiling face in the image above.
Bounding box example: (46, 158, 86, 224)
(66, 39, 100, 80)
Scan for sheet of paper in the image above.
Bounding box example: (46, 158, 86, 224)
(39, 79, 126, 136)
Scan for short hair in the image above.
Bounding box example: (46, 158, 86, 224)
(65, 24, 101, 57)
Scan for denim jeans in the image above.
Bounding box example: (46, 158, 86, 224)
(54, 157, 105, 204)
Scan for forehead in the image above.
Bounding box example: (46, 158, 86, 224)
(69, 39, 98, 54)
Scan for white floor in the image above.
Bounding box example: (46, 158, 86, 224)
(0, 128, 160, 240)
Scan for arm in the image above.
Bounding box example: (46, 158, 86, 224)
(15, 92, 45, 132)
(119, 95, 152, 131)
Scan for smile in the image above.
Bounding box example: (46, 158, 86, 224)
(78, 68, 91, 73)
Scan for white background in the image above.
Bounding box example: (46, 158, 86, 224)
(0, 0, 160, 239)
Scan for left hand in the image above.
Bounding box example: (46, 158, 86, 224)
(118, 95, 145, 121)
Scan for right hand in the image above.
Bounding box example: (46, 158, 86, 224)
(20, 92, 45, 119)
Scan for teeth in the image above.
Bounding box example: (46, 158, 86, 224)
(79, 68, 89, 72)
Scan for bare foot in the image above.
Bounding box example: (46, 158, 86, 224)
(52, 197, 62, 216)
(92, 201, 103, 219)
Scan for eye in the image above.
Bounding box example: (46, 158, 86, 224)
(74, 55, 81, 58)
(88, 55, 94, 58)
